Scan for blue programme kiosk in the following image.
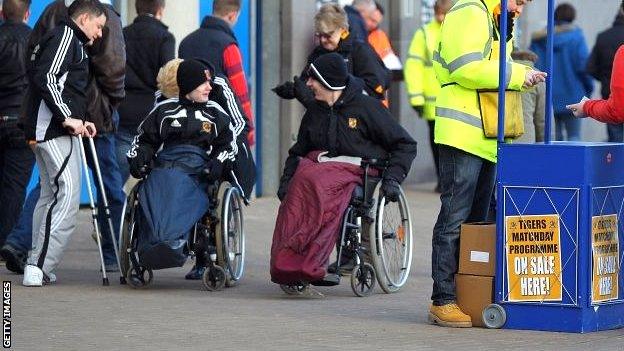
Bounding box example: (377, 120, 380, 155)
(489, 0, 624, 333)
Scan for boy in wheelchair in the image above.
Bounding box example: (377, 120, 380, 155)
(124, 59, 238, 285)
(270, 53, 417, 295)
(148, 58, 255, 280)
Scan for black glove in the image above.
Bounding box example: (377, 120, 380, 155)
(129, 161, 150, 179)
(381, 178, 401, 202)
(412, 105, 424, 117)
(204, 159, 225, 182)
(272, 81, 295, 99)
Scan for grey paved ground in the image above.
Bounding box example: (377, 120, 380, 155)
(2, 183, 623, 350)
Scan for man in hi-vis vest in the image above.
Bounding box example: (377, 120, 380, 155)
(404, 0, 452, 192)
(429, 0, 545, 327)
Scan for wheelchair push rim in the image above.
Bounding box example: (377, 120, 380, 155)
(215, 181, 246, 285)
(371, 185, 413, 293)
(120, 183, 141, 284)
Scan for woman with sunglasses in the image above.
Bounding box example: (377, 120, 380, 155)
(273, 3, 390, 106)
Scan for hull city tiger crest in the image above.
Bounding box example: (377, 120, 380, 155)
(201, 121, 213, 134)
(348, 117, 358, 129)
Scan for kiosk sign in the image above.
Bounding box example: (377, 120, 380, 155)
(506, 214, 562, 302)
(591, 214, 619, 303)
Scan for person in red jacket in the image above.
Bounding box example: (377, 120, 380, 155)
(567, 45, 624, 122)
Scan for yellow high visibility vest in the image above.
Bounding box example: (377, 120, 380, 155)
(405, 20, 441, 121)
(433, 0, 530, 162)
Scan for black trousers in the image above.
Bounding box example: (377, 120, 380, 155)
(0, 120, 35, 246)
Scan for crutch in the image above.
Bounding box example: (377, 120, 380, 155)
(86, 136, 125, 284)
(78, 135, 109, 286)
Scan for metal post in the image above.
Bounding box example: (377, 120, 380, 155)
(543, 0, 555, 143)
(497, 0, 509, 144)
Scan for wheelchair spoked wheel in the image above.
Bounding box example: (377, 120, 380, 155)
(215, 181, 246, 288)
(350, 263, 376, 297)
(120, 184, 140, 284)
(280, 283, 309, 295)
(202, 265, 227, 291)
(126, 265, 153, 289)
(369, 185, 413, 293)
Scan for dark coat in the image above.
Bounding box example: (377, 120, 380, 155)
(304, 33, 390, 100)
(279, 76, 416, 197)
(178, 16, 237, 77)
(344, 5, 367, 43)
(587, 14, 624, 98)
(26, 0, 125, 133)
(0, 20, 31, 116)
(118, 15, 175, 131)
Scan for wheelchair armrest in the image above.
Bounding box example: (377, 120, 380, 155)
(360, 158, 388, 169)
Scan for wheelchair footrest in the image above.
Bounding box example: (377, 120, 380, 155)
(311, 274, 341, 286)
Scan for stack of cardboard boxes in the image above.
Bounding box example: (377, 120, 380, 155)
(456, 222, 496, 327)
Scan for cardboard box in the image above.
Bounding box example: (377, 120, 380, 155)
(459, 222, 496, 277)
(456, 274, 493, 328)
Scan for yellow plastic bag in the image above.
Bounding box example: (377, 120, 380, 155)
(478, 90, 524, 138)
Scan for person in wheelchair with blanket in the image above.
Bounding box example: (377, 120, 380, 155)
(270, 53, 417, 295)
(150, 58, 256, 280)
(126, 59, 236, 280)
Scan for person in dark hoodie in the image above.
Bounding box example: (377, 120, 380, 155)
(530, 2, 593, 141)
(0, 0, 33, 249)
(1, 0, 126, 275)
(270, 53, 416, 291)
(273, 3, 389, 107)
(117, 0, 175, 183)
(178, 0, 255, 147)
(586, 1, 624, 142)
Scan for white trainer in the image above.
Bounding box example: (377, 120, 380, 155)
(23, 265, 44, 287)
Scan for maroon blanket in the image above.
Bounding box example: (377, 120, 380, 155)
(270, 153, 365, 284)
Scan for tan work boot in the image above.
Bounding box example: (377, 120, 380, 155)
(428, 303, 472, 328)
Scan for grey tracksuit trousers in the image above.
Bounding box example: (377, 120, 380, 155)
(27, 136, 81, 275)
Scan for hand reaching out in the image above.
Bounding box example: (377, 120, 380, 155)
(523, 69, 547, 89)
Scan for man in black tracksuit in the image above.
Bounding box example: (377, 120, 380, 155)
(587, 3, 624, 141)
(117, 0, 175, 182)
(0, 0, 34, 248)
(20, 0, 104, 287)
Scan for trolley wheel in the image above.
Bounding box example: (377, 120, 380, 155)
(350, 263, 376, 297)
(368, 184, 413, 294)
(215, 182, 246, 285)
(482, 304, 506, 329)
(126, 265, 153, 289)
(279, 284, 309, 295)
(202, 265, 226, 291)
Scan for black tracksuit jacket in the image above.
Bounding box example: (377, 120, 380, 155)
(127, 97, 236, 174)
(21, 20, 90, 142)
(279, 76, 417, 194)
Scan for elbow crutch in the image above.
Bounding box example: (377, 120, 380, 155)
(86, 136, 125, 284)
(78, 135, 109, 286)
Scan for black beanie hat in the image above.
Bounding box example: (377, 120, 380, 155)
(177, 59, 209, 98)
(308, 52, 348, 91)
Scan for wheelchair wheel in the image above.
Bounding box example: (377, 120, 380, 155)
(120, 184, 140, 282)
(368, 185, 413, 293)
(202, 265, 226, 291)
(215, 181, 245, 287)
(350, 263, 376, 297)
(126, 265, 153, 289)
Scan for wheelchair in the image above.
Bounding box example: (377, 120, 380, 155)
(280, 159, 413, 297)
(119, 178, 246, 291)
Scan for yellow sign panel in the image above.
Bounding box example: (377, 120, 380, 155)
(505, 214, 563, 302)
(591, 215, 620, 303)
